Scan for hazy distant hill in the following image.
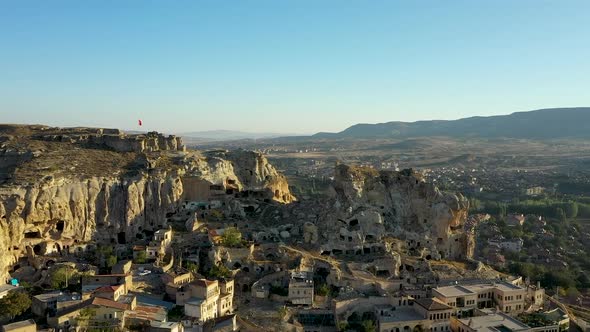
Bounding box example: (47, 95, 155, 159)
(312, 108, 590, 139)
(180, 130, 295, 141)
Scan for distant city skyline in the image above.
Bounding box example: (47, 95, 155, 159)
(1, 1, 589, 134)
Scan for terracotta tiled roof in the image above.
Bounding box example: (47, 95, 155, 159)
(94, 285, 120, 293)
(91, 297, 129, 310)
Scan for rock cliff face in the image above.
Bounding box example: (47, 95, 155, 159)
(0, 172, 184, 277)
(32, 127, 186, 153)
(318, 164, 471, 260)
(0, 125, 294, 281)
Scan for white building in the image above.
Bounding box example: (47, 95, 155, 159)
(451, 309, 561, 332)
(489, 238, 524, 253)
(433, 281, 527, 317)
(147, 228, 173, 259)
(178, 278, 234, 323)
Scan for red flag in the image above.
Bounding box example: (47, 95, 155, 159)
(138, 119, 143, 126)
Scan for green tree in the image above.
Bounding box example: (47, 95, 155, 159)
(315, 284, 330, 296)
(50, 266, 75, 289)
(185, 262, 198, 273)
(469, 198, 482, 212)
(0, 291, 32, 320)
(134, 251, 147, 264)
(555, 208, 567, 223)
(208, 264, 232, 279)
(542, 270, 575, 289)
(106, 255, 118, 269)
(221, 227, 242, 247)
(337, 321, 349, 332)
(566, 202, 578, 219)
(361, 320, 376, 332)
(167, 306, 184, 321)
(77, 307, 96, 328)
(499, 203, 507, 218)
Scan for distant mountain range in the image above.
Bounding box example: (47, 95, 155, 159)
(312, 107, 590, 139)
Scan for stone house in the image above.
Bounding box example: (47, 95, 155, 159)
(163, 269, 195, 300)
(177, 278, 234, 323)
(32, 291, 81, 317)
(288, 271, 314, 306)
(433, 281, 528, 317)
(372, 297, 453, 332)
(488, 237, 524, 253)
(1, 320, 36, 332)
(0, 285, 17, 299)
(150, 321, 184, 332)
(147, 228, 173, 260)
(452, 308, 562, 332)
(82, 273, 133, 297)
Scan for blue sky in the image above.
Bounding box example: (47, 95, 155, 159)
(1, 1, 589, 134)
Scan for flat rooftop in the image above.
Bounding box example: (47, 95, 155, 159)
(0, 285, 17, 293)
(434, 285, 476, 297)
(186, 297, 206, 305)
(434, 281, 523, 297)
(379, 307, 425, 323)
(457, 311, 530, 332)
(34, 291, 80, 302)
(2, 319, 36, 331)
(151, 321, 179, 328)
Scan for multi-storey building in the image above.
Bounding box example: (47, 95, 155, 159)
(433, 281, 527, 317)
(177, 278, 234, 323)
(375, 297, 454, 332)
(288, 271, 314, 306)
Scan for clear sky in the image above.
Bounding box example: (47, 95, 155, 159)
(1, 1, 589, 134)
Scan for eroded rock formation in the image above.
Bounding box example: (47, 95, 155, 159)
(317, 164, 472, 260)
(0, 125, 294, 280)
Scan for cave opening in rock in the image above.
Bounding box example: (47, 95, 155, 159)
(118, 232, 126, 244)
(56, 220, 65, 232)
(376, 270, 389, 277)
(33, 244, 42, 255)
(25, 231, 41, 239)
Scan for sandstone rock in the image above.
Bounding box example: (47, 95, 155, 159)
(0, 126, 296, 280)
(303, 222, 319, 244)
(320, 164, 470, 260)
